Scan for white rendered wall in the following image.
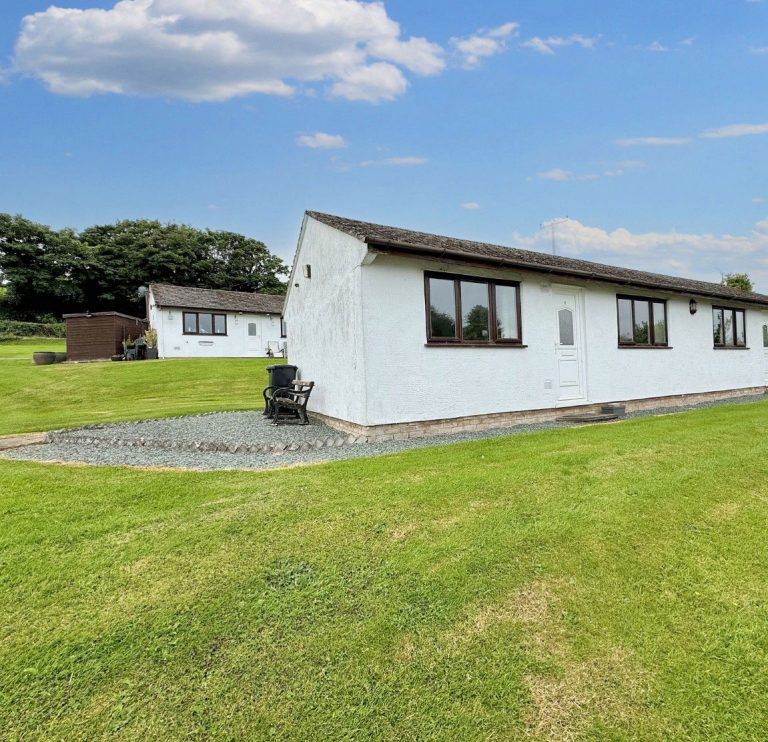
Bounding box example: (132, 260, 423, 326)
(148, 292, 285, 358)
(283, 217, 369, 424)
(357, 254, 766, 425)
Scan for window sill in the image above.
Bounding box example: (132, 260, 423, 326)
(618, 345, 673, 349)
(183, 334, 228, 338)
(713, 346, 750, 350)
(425, 342, 528, 348)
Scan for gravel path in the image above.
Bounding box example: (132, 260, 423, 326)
(3, 394, 765, 472)
(55, 412, 340, 446)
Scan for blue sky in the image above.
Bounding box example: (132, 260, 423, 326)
(1, 0, 767, 287)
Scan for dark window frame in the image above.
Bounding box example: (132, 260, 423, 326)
(182, 311, 228, 336)
(280, 317, 287, 338)
(616, 294, 669, 348)
(424, 271, 523, 346)
(713, 306, 747, 348)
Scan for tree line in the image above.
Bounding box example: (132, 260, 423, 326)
(0, 214, 288, 321)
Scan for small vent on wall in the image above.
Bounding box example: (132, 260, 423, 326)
(544, 379, 553, 390)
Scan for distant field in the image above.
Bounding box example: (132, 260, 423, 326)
(0, 354, 282, 435)
(0, 337, 66, 359)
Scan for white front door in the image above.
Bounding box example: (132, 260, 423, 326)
(762, 314, 768, 385)
(553, 288, 587, 404)
(246, 320, 262, 357)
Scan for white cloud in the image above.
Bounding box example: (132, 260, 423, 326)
(701, 122, 768, 138)
(535, 163, 640, 181)
(451, 22, 519, 68)
(296, 132, 347, 149)
(521, 34, 599, 56)
(511, 219, 768, 290)
(460, 202, 480, 210)
(645, 41, 669, 52)
(753, 196, 768, 203)
(751, 46, 768, 54)
(366, 36, 445, 76)
(13, 0, 445, 103)
(680, 37, 696, 46)
(358, 156, 428, 167)
(329, 62, 407, 102)
(616, 136, 692, 146)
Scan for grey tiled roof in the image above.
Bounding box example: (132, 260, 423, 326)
(150, 284, 284, 314)
(307, 211, 768, 306)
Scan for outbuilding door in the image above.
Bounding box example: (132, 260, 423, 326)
(553, 287, 587, 404)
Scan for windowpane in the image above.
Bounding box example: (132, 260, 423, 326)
(461, 281, 490, 341)
(184, 313, 197, 334)
(495, 285, 519, 340)
(735, 311, 745, 346)
(618, 299, 633, 343)
(428, 278, 457, 338)
(633, 301, 650, 344)
(652, 302, 667, 345)
(713, 308, 723, 345)
(723, 310, 734, 346)
(763, 323, 768, 348)
(248, 322, 257, 337)
(214, 314, 226, 334)
(198, 313, 213, 335)
(558, 308, 574, 345)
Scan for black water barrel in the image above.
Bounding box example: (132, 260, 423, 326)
(267, 364, 297, 388)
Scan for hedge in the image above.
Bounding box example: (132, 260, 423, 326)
(0, 320, 66, 338)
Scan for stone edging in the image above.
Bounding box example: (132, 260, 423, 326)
(0, 433, 48, 451)
(45, 430, 369, 456)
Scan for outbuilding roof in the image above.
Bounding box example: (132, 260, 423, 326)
(150, 284, 285, 314)
(307, 211, 768, 306)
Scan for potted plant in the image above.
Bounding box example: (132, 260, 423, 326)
(123, 335, 136, 361)
(144, 328, 159, 360)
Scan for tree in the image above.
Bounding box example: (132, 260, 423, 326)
(0, 214, 289, 319)
(0, 214, 95, 319)
(80, 220, 217, 314)
(722, 273, 753, 292)
(203, 230, 287, 294)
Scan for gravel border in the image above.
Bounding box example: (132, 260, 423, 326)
(3, 394, 766, 472)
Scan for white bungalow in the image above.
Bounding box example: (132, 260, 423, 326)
(284, 212, 768, 437)
(147, 283, 286, 359)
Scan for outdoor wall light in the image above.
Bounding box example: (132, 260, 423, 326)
(302, 264, 312, 279)
(689, 299, 698, 315)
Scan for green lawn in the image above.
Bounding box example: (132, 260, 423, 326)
(2, 401, 768, 739)
(0, 336, 66, 359)
(0, 354, 280, 436)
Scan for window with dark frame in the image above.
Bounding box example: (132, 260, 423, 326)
(616, 295, 668, 347)
(182, 311, 227, 336)
(425, 272, 522, 346)
(713, 306, 746, 347)
(280, 317, 287, 338)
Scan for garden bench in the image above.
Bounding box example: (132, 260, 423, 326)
(268, 381, 315, 425)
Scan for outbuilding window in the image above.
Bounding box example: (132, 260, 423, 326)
(617, 295, 668, 347)
(713, 307, 746, 348)
(183, 311, 227, 336)
(425, 272, 522, 346)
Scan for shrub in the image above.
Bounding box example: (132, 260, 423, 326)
(0, 320, 66, 338)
